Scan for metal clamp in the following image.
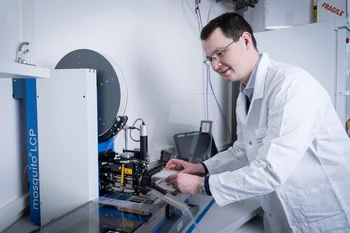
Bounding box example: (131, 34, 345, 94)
(16, 42, 30, 64)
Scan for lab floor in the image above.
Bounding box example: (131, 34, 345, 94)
(3, 214, 38, 233)
(3, 214, 265, 233)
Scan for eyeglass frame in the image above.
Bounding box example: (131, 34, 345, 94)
(203, 34, 243, 66)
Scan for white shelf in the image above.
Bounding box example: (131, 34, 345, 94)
(0, 61, 50, 79)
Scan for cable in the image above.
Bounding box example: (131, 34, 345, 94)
(195, 0, 233, 144)
(23, 165, 29, 189)
(185, 0, 197, 18)
(130, 127, 140, 142)
(115, 61, 129, 115)
(194, 0, 209, 121)
(206, 65, 209, 120)
(208, 72, 233, 143)
(207, 0, 216, 24)
(110, 58, 129, 115)
(194, 0, 204, 29)
(107, 56, 129, 116)
(193, 0, 209, 120)
(181, 0, 233, 142)
(129, 118, 144, 142)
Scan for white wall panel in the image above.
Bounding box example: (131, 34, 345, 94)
(0, 0, 29, 231)
(32, 0, 233, 158)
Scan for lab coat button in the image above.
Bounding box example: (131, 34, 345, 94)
(269, 213, 272, 217)
(249, 141, 252, 145)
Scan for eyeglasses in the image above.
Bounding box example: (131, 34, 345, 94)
(203, 34, 242, 66)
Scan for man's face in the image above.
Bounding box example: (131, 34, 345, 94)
(202, 28, 251, 83)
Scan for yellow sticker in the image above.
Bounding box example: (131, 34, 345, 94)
(125, 168, 133, 175)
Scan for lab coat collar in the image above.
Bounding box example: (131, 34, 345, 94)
(251, 53, 270, 102)
(240, 54, 262, 101)
(237, 53, 270, 123)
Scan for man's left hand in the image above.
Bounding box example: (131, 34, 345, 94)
(165, 173, 204, 195)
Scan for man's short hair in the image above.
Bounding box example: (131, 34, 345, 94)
(200, 12, 257, 50)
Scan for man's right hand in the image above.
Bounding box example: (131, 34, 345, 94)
(165, 159, 205, 174)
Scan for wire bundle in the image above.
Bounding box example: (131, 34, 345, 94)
(193, 0, 232, 143)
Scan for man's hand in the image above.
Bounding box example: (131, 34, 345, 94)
(165, 173, 204, 195)
(165, 159, 205, 174)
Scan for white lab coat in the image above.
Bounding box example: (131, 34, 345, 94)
(203, 53, 350, 233)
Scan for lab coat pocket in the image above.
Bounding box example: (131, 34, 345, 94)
(285, 186, 349, 232)
(255, 128, 267, 149)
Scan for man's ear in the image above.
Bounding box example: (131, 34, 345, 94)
(242, 32, 252, 49)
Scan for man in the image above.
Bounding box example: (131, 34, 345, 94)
(165, 12, 350, 233)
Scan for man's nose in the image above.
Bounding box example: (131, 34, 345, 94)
(212, 59, 222, 71)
